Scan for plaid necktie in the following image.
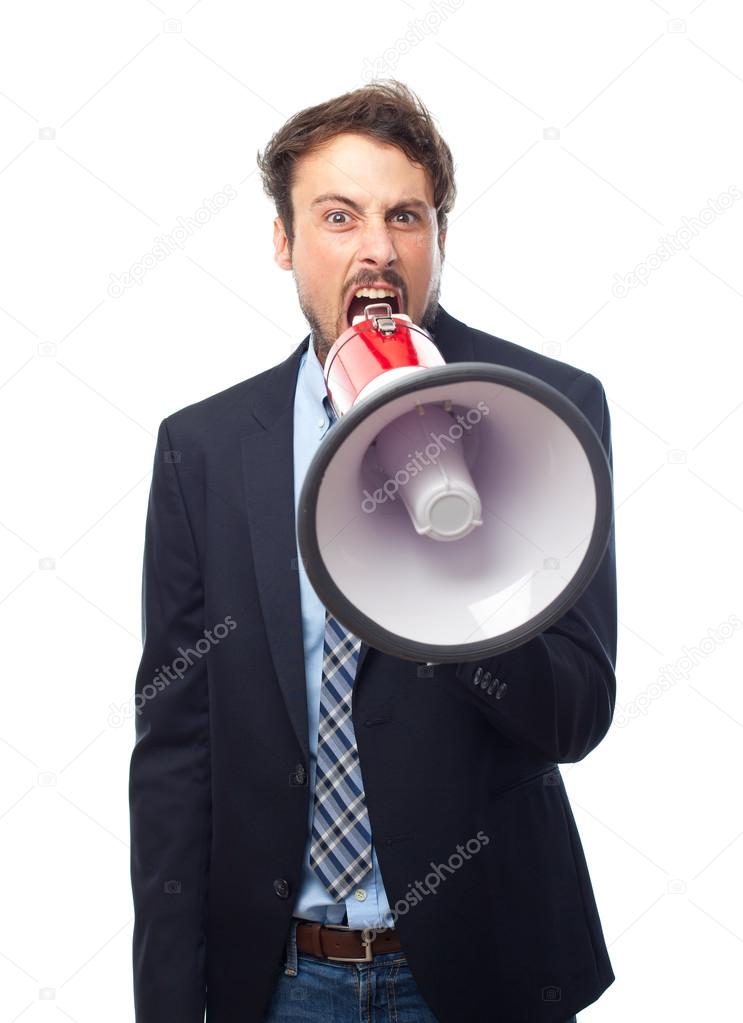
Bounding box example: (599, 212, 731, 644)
(308, 396, 373, 901)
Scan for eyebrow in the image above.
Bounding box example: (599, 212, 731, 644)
(310, 193, 430, 215)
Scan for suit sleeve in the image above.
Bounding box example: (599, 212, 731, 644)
(454, 372, 617, 764)
(129, 418, 210, 1023)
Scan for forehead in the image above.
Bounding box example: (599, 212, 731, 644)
(291, 131, 434, 211)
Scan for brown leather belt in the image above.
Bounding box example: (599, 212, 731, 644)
(294, 918, 402, 962)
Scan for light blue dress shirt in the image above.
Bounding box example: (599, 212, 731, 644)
(291, 333, 393, 929)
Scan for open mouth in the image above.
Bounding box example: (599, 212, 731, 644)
(344, 288, 403, 328)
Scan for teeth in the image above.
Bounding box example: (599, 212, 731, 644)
(354, 288, 396, 300)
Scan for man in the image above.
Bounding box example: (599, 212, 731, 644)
(129, 81, 616, 1022)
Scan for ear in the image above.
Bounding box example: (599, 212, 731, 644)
(273, 216, 293, 271)
(438, 227, 447, 261)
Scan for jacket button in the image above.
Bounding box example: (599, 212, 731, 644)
(273, 878, 290, 899)
(480, 670, 492, 689)
(486, 676, 500, 695)
(472, 667, 483, 685)
(495, 681, 508, 700)
(290, 764, 307, 786)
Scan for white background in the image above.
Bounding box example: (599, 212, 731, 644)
(1, 0, 741, 1019)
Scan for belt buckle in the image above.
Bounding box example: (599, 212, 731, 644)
(324, 924, 375, 963)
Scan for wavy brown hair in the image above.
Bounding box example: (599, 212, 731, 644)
(256, 80, 456, 252)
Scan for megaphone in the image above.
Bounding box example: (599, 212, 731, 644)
(297, 303, 613, 664)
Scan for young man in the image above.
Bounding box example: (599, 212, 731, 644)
(129, 80, 616, 1023)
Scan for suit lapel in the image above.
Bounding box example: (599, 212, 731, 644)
(241, 337, 313, 762)
(240, 306, 476, 751)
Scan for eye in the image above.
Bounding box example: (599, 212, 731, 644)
(324, 210, 420, 225)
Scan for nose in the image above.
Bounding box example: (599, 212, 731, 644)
(356, 215, 398, 268)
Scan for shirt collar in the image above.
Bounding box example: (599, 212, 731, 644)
(303, 332, 331, 414)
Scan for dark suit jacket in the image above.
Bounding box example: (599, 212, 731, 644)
(129, 304, 617, 1023)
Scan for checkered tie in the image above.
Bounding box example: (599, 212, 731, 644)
(308, 397, 373, 901)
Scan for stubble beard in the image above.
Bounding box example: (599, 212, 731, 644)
(296, 264, 443, 368)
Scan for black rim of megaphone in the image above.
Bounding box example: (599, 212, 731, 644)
(297, 362, 613, 664)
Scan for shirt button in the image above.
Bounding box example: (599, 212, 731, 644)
(354, 888, 367, 901)
(317, 416, 325, 429)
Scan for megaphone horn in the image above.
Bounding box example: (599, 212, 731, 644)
(298, 303, 612, 664)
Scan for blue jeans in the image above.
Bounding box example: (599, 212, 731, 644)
(262, 919, 578, 1022)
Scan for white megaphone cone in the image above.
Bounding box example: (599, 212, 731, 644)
(297, 303, 613, 664)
